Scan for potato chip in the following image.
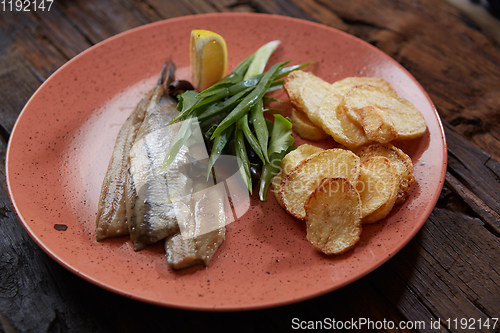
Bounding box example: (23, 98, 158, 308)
(291, 108, 329, 141)
(284, 70, 330, 118)
(356, 156, 399, 223)
(356, 143, 414, 204)
(281, 144, 325, 175)
(343, 85, 426, 139)
(314, 78, 387, 147)
(321, 77, 394, 122)
(356, 105, 398, 143)
(299, 77, 333, 125)
(305, 177, 362, 254)
(280, 149, 360, 219)
(272, 144, 324, 207)
(317, 85, 369, 148)
(284, 70, 310, 112)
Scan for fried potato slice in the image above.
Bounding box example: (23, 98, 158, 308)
(281, 144, 325, 175)
(299, 78, 333, 125)
(343, 85, 426, 139)
(272, 144, 324, 207)
(284, 70, 331, 119)
(305, 177, 362, 255)
(280, 149, 360, 219)
(316, 77, 396, 148)
(291, 108, 329, 141)
(317, 86, 369, 148)
(284, 70, 311, 112)
(357, 105, 398, 143)
(356, 156, 399, 223)
(356, 143, 414, 204)
(311, 77, 386, 149)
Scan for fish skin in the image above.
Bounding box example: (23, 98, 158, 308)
(127, 85, 189, 251)
(95, 91, 152, 241)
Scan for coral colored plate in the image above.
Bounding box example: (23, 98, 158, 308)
(6, 13, 446, 311)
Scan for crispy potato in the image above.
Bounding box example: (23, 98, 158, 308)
(320, 78, 393, 119)
(356, 143, 414, 204)
(284, 70, 331, 119)
(305, 177, 362, 255)
(284, 70, 310, 112)
(341, 81, 395, 124)
(291, 108, 329, 141)
(316, 77, 396, 148)
(356, 156, 399, 223)
(357, 105, 398, 143)
(284, 74, 421, 148)
(317, 86, 369, 148)
(313, 77, 393, 149)
(272, 144, 324, 207)
(279, 149, 360, 219)
(299, 78, 333, 125)
(343, 85, 426, 139)
(281, 144, 325, 175)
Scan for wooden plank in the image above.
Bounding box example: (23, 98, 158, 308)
(251, 0, 314, 20)
(204, 0, 255, 12)
(29, 7, 93, 60)
(444, 122, 500, 234)
(287, 0, 349, 30)
(228, 5, 255, 13)
(256, 278, 417, 333)
(445, 172, 500, 235)
(390, 206, 500, 327)
(144, 0, 214, 19)
(0, 12, 67, 80)
(1, 1, 500, 332)
(485, 157, 500, 179)
(57, 0, 154, 44)
(0, 30, 44, 134)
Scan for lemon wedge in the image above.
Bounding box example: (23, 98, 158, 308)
(190, 29, 228, 91)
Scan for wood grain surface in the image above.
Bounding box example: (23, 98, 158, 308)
(1, 0, 499, 332)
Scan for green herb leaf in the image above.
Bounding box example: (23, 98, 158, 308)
(267, 114, 294, 156)
(176, 90, 199, 114)
(258, 145, 296, 201)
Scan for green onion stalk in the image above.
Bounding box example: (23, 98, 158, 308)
(164, 40, 310, 200)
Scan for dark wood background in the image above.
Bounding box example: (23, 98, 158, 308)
(1, 0, 499, 332)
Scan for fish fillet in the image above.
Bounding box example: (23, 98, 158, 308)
(95, 91, 152, 241)
(127, 84, 189, 251)
(165, 175, 226, 270)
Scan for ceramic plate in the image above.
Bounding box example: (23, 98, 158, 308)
(6, 13, 446, 311)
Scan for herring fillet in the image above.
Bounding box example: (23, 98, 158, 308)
(127, 83, 184, 251)
(96, 61, 226, 269)
(165, 176, 226, 270)
(95, 91, 152, 241)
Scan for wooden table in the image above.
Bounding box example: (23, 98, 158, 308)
(1, 0, 499, 332)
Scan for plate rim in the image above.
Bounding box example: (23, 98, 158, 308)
(5, 12, 447, 311)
